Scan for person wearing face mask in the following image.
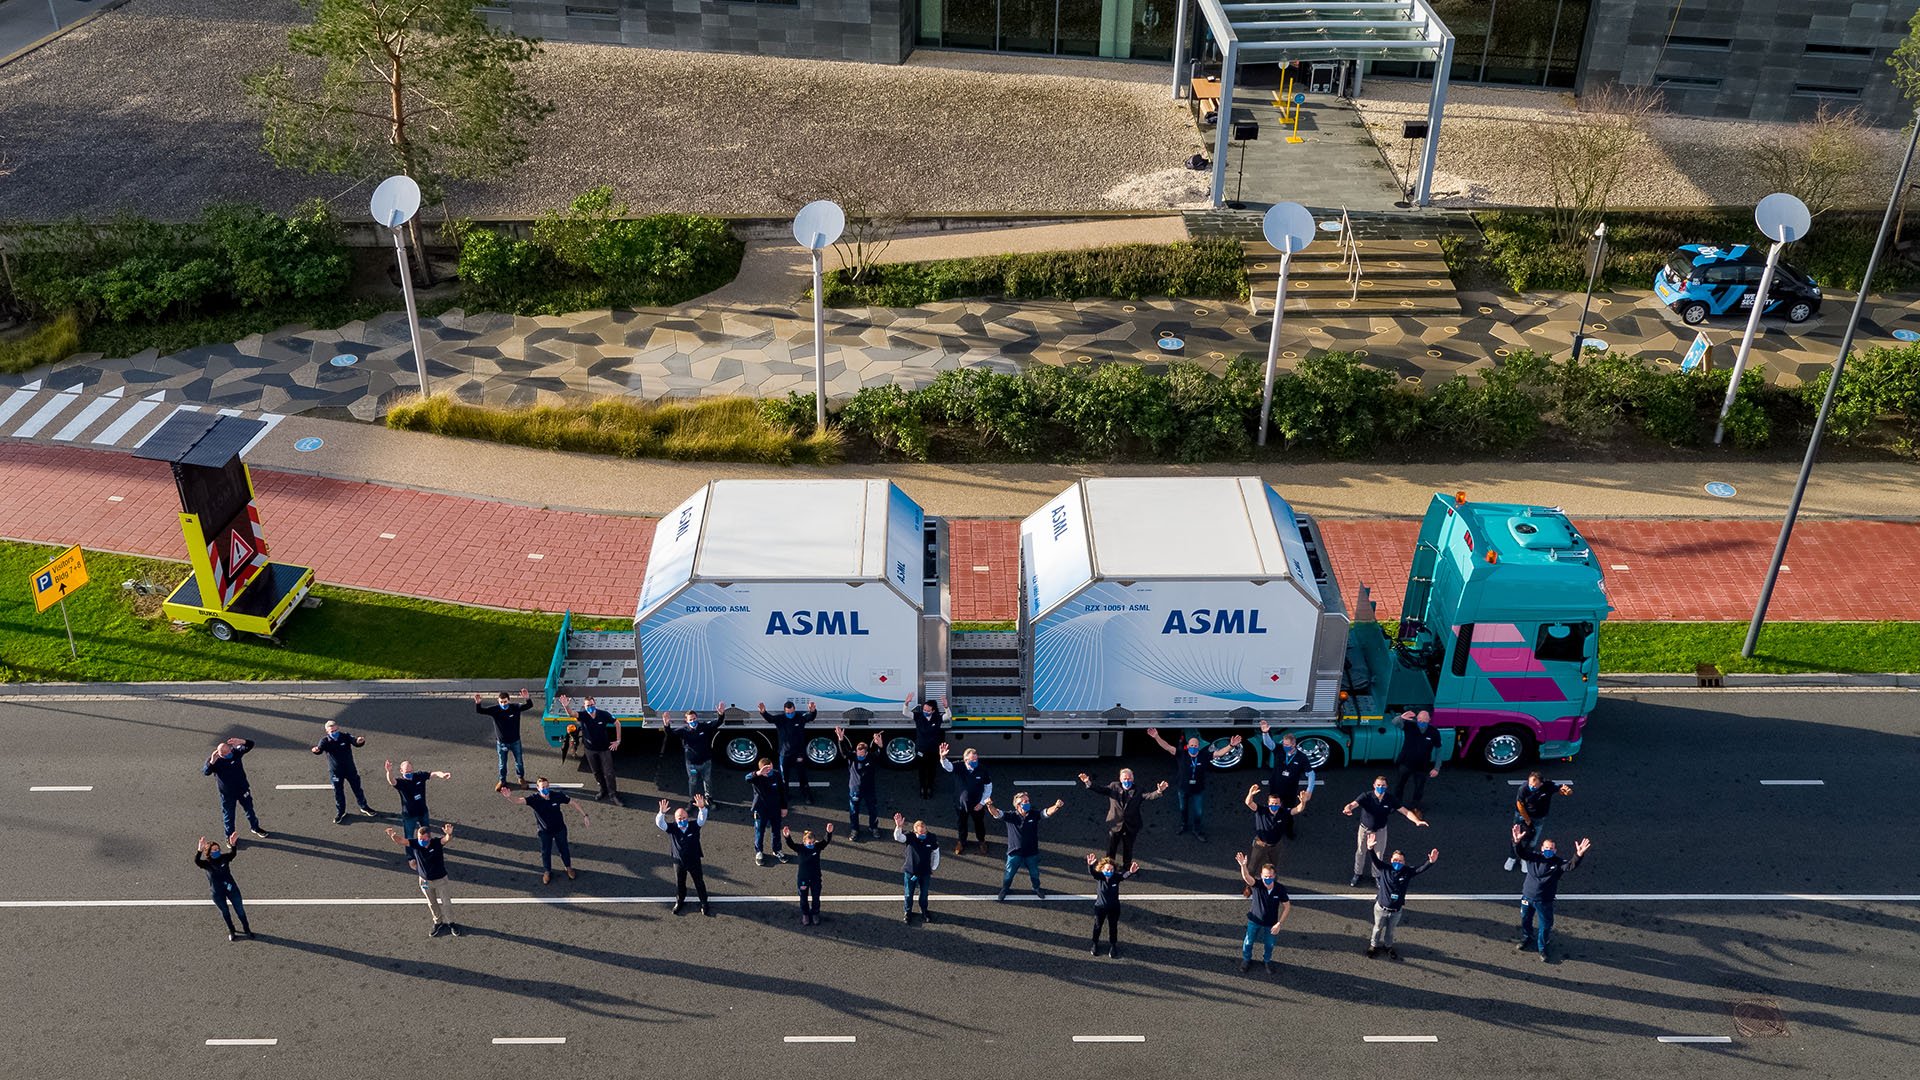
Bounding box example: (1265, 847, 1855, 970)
(1144, 729, 1243, 843)
(985, 793, 1066, 901)
(555, 694, 624, 803)
(499, 776, 592, 884)
(1507, 772, 1575, 871)
(309, 720, 378, 824)
(194, 833, 251, 941)
(1510, 824, 1591, 961)
(1233, 851, 1292, 974)
(384, 758, 452, 845)
(1242, 782, 1306, 893)
(1341, 775, 1429, 888)
(1084, 853, 1141, 958)
(835, 727, 884, 839)
(665, 704, 728, 802)
(1078, 769, 1169, 870)
(938, 743, 994, 855)
(657, 795, 715, 916)
(905, 695, 947, 799)
(385, 822, 462, 938)
(203, 737, 270, 841)
(1390, 710, 1445, 810)
(746, 758, 789, 866)
(1256, 722, 1317, 839)
(781, 823, 836, 925)
(472, 688, 533, 792)
(1365, 842, 1438, 959)
(892, 813, 942, 923)
(759, 699, 819, 805)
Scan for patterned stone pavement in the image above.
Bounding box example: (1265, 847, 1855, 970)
(5, 283, 1916, 422)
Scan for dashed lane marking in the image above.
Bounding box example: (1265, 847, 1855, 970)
(28, 786, 94, 792)
(206, 1039, 277, 1047)
(1072, 1036, 1145, 1043)
(783, 1036, 856, 1044)
(1657, 1036, 1732, 1044)
(492, 1037, 566, 1045)
(1758, 780, 1824, 786)
(1364, 1035, 1438, 1043)
(274, 784, 335, 790)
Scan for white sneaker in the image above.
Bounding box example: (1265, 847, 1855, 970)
(1503, 857, 1517, 872)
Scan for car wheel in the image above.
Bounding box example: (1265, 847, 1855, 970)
(1680, 302, 1708, 326)
(207, 619, 236, 642)
(1475, 725, 1534, 772)
(1208, 736, 1243, 770)
(722, 734, 767, 771)
(805, 735, 840, 767)
(1786, 301, 1813, 324)
(1296, 734, 1344, 770)
(882, 736, 920, 770)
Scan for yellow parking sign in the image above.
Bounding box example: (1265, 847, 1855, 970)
(31, 545, 89, 614)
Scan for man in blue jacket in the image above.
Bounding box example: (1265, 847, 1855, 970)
(760, 700, 818, 805)
(658, 795, 715, 916)
(309, 720, 377, 824)
(836, 726, 883, 839)
(1390, 710, 1444, 809)
(1511, 823, 1592, 961)
(746, 758, 789, 866)
(473, 688, 533, 791)
(666, 704, 727, 801)
(203, 738, 269, 840)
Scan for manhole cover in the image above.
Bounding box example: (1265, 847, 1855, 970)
(328, 354, 359, 368)
(1158, 336, 1185, 352)
(1733, 999, 1786, 1038)
(293, 437, 324, 452)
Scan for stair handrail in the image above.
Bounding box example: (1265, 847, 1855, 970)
(1342, 207, 1361, 301)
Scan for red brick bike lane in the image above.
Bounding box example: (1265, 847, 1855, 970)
(3, 442, 1916, 622)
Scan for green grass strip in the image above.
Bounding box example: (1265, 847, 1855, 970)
(1598, 621, 1920, 675)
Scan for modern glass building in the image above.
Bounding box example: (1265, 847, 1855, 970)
(1370, 0, 1592, 88)
(914, 0, 1182, 59)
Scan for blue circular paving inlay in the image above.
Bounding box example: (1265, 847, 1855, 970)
(293, 437, 324, 453)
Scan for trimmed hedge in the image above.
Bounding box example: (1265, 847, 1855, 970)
(455, 187, 743, 314)
(1450, 209, 1920, 294)
(820, 240, 1249, 307)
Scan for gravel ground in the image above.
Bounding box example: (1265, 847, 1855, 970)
(1354, 78, 1908, 209)
(0, 0, 1205, 221)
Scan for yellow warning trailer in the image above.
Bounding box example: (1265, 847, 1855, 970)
(133, 413, 314, 642)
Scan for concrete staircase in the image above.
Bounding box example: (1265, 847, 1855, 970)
(1187, 209, 1478, 318)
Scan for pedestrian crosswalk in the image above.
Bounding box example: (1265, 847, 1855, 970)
(0, 380, 283, 455)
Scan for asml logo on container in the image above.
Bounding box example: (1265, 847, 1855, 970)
(1161, 609, 1269, 634)
(766, 611, 872, 636)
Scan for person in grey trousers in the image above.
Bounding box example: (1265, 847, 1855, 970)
(1365, 841, 1438, 960)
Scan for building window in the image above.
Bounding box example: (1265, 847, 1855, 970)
(564, 4, 618, 17)
(1792, 83, 1864, 99)
(1665, 35, 1732, 51)
(1656, 74, 1723, 89)
(1804, 43, 1875, 58)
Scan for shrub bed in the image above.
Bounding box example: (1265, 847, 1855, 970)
(386, 393, 841, 465)
(455, 187, 743, 315)
(0, 312, 82, 375)
(821, 239, 1248, 307)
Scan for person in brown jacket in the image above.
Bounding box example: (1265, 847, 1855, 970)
(1077, 768, 1169, 870)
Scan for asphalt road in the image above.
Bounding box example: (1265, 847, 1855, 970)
(0, 689, 1915, 1078)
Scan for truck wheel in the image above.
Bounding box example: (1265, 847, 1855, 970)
(882, 736, 919, 770)
(805, 735, 840, 767)
(1207, 737, 1243, 769)
(1475, 726, 1533, 771)
(721, 735, 768, 771)
(207, 619, 236, 642)
(1680, 302, 1708, 326)
(1296, 735, 1343, 770)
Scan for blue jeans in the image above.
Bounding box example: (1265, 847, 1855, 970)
(686, 760, 714, 800)
(753, 812, 779, 854)
(903, 872, 930, 913)
(538, 827, 572, 873)
(849, 786, 878, 830)
(211, 880, 249, 932)
(1177, 788, 1206, 832)
(1513, 811, 1546, 852)
(496, 740, 525, 784)
(329, 771, 369, 815)
(1243, 918, 1276, 961)
(777, 753, 811, 802)
(400, 812, 430, 843)
(1002, 853, 1042, 893)
(1520, 896, 1555, 954)
(218, 789, 261, 837)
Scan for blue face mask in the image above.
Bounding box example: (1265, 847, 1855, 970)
(1260, 876, 1275, 887)
(1016, 804, 1030, 814)
(1373, 785, 1387, 796)
(1187, 747, 1199, 757)
(416, 837, 430, 847)
(1102, 869, 1115, 878)
(1391, 860, 1405, 870)
(856, 751, 868, 760)
(1267, 803, 1283, 814)
(1121, 779, 1133, 789)
(1541, 847, 1556, 858)
(965, 761, 976, 771)
(1416, 720, 1429, 730)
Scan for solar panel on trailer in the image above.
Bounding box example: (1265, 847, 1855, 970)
(179, 416, 267, 467)
(130, 413, 267, 466)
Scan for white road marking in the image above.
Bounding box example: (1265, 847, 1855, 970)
(10, 383, 85, 438)
(1012, 779, 1080, 786)
(206, 1039, 277, 1046)
(379, 533, 398, 540)
(107, 495, 124, 502)
(274, 784, 335, 790)
(1758, 780, 1824, 786)
(1072, 1035, 1145, 1043)
(1657, 1036, 1732, 1044)
(28, 786, 94, 792)
(1610, 564, 1630, 571)
(492, 1037, 566, 1045)
(216, 408, 244, 417)
(0, 380, 43, 426)
(4, 892, 1919, 910)
(548, 783, 587, 788)
(236, 414, 285, 457)
(1508, 779, 1572, 785)
(51, 387, 125, 441)
(1364, 1035, 1438, 1043)
(91, 391, 167, 445)
(783, 1036, 856, 1044)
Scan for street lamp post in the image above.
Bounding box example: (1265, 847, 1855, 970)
(1742, 109, 1920, 659)
(1715, 192, 1811, 445)
(1256, 202, 1317, 448)
(1569, 221, 1607, 358)
(370, 175, 431, 399)
(792, 200, 846, 434)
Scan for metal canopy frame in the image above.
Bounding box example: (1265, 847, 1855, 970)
(1171, 0, 1454, 208)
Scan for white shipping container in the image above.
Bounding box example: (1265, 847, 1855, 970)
(636, 480, 929, 714)
(1020, 477, 1328, 716)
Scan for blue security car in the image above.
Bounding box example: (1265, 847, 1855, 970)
(1653, 244, 1823, 326)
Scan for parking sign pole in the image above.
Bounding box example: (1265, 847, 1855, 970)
(1743, 110, 1920, 659)
(58, 597, 77, 659)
